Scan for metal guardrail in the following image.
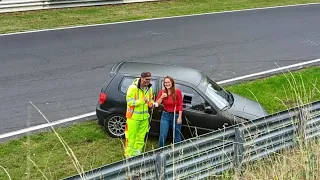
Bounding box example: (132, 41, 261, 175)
(0, 0, 158, 13)
(64, 100, 320, 180)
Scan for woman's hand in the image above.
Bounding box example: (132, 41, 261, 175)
(177, 116, 182, 124)
(161, 93, 167, 99)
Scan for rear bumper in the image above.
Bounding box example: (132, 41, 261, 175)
(96, 104, 112, 126)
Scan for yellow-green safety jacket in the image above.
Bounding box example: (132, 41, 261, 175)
(126, 78, 154, 120)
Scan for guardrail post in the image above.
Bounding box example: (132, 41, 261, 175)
(298, 108, 308, 147)
(234, 127, 244, 174)
(155, 153, 166, 180)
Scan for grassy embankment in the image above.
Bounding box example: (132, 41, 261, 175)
(1, 0, 320, 34)
(1, 66, 320, 179)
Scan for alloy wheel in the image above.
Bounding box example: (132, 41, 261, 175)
(107, 115, 126, 137)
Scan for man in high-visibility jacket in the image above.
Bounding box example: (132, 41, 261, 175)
(124, 71, 158, 158)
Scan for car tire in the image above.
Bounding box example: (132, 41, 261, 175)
(104, 114, 126, 138)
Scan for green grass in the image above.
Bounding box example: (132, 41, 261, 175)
(214, 138, 320, 180)
(240, 139, 320, 179)
(0, 121, 158, 179)
(1, 66, 320, 179)
(225, 66, 320, 114)
(1, 0, 320, 34)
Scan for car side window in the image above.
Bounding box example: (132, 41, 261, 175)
(120, 77, 157, 95)
(175, 83, 207, 112)
(120, 77, 135, 94)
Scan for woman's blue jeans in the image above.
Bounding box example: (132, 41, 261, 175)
(158, 111, 182, 148)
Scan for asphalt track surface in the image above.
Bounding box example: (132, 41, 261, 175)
(1, 4, 320, 135)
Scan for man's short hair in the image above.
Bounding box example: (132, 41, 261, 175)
(141, 71, 151, 78)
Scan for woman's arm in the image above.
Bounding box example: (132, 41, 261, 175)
(155, 90, 164, 104)
(176, 88, 183, 123)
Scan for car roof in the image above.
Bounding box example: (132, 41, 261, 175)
(112, 61, 204, 86)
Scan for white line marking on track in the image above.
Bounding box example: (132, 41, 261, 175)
(217, 58, 320, 84)
(0, 2, 319, 36)
(0, 59, 319, 140)
(0, 112, 96, 140)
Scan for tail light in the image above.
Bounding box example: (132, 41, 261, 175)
(99, 92, 107, 104)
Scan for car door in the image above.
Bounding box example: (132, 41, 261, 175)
(148, 77, 162, 136)
(175, 83, 222, 138)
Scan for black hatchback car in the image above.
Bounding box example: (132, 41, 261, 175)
(96, 61, 269, 139)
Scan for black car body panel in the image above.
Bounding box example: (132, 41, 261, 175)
(96, 61, 269, 139)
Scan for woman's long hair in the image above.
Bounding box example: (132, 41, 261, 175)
(163, 76, 176, 102)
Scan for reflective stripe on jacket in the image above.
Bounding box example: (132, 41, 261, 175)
(126, 78, 154, 120)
